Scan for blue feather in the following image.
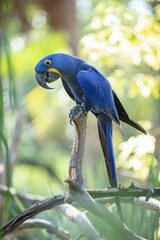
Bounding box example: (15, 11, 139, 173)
(97, 114, 118, 186)
(77, 68, 120, 124)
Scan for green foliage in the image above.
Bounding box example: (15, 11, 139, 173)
(80, 0, 160, 128)
(0, 2, 17, 226)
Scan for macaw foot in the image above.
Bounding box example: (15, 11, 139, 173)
(69, 104, 85, 125)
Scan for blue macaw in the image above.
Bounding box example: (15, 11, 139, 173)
(35, 53, 146, 220)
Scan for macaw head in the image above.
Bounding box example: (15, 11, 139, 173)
(35, 53, 76, 89)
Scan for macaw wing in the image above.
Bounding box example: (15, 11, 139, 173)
(77, 68, 119, 124)
(61, 78, 75, 100)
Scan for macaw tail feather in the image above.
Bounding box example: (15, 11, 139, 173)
(97, 113, 123, 221)
(97, 114, 117, 187)
(119, 116, 147, 135)
(113, 91, 146, 135)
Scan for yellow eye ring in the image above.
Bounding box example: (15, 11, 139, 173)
(44, 60, 51, 66)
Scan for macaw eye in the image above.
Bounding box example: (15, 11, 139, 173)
(44, 60, 51, 66)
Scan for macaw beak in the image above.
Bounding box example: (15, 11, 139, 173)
(35, 69, 61, 89)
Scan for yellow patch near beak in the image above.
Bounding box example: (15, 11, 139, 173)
(47, 68, 61, 76)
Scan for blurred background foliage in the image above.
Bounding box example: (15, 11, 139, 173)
(0, 0, 160, 239)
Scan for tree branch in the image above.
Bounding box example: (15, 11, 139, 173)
(69, 183, 146, 240)
(18, 219, 70, 240)
(57, 204, 105, 240)
(1, 109, 158, 239)
(0, 185, 105, 240)
(2, 183, 160, 239)
(88, 185, 160, 199)
(0, 193, 69, 237)
(134, 197, 160, 216)
(1, 184, 160, 204)
(65, 109, 146, 240)
(68, 108, 87, 185)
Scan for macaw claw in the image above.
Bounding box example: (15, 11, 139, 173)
(69, 104, 85, 125)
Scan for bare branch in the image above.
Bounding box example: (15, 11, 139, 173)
(1, 184, 160, 203)
(0, 186, 104, 239)
(68, 108, 87, 185)
(18, 219, 70, 240)
(67, 178, 146, 240)
(134, 197, 160, 216)
(0, 185, 148, 240)
(1, 109, 157, 240)
(0, 193, 69, 237)
(2, 183, 160, 239)
(88, 185, 160, 199)
(66, 110, 146, 240)
(58, 204, 105, 240)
